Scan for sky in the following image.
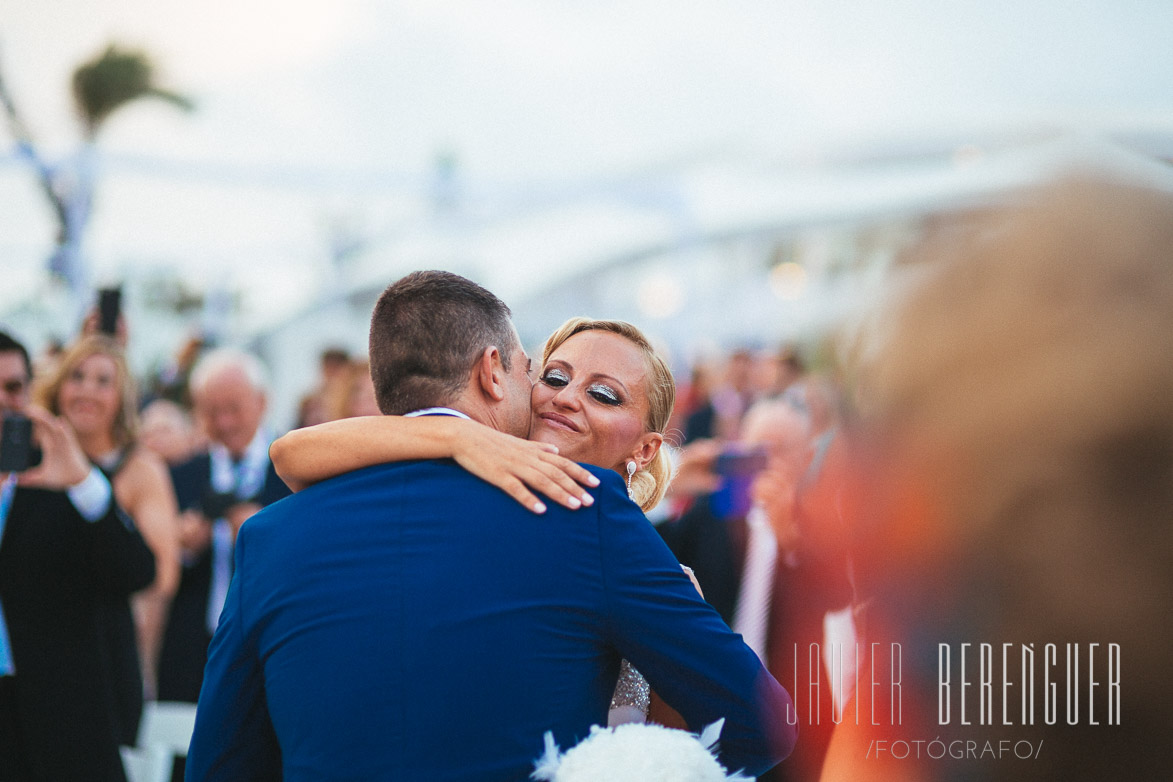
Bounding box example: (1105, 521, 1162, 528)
(3, 0, 1173, 342)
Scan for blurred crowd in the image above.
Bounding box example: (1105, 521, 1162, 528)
(3, 288, 852, 780)
(2, 170, 1171, 781)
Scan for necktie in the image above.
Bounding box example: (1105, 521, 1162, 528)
(1, 474, 19, 675)
(205, 520, 235, 635)
(206, 456, 248, 634)
(731, 504, 778, 662)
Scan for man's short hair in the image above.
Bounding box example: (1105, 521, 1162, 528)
(368, 270, 516, 415)
(0, 330, 32, 377)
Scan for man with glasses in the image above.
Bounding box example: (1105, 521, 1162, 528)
(0, 336, 29, 412)
(0, 330, 155, 782)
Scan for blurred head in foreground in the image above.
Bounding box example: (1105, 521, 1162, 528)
(835, 173, 1173, 780)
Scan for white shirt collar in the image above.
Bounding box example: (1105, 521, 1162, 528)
(404, 407, 471, 420)
(209, 428, 271, 496)
(210, 427, 270, 466)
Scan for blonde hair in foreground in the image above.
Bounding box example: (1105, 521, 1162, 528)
(542, 317, 676, 512)
(845, 173, 1173, 779)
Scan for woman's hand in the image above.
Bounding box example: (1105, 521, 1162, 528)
(450, 422, 600, 514)
(18, 406, 91, 490)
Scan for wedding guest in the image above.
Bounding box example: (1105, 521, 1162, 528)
(149, 333, 207, 408)
(296, 346, 350, 428)
(322, 359, 380, 421)
(661, 398, 851, 781)
(711, 349, 758, 441)
(678, 362, 717, 444)
(0, 331, 155, 782)
(756, 345, 805, 401)
(34, 335, 181, 704)
(139, 398, 201, 467)
(157, 348, 290, 704)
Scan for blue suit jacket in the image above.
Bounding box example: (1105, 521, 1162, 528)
(186, 460, 795, 781)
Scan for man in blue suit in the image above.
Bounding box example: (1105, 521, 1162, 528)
(186, 271, 795, 781)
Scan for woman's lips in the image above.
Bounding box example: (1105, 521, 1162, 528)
(539, 412, 580, 433)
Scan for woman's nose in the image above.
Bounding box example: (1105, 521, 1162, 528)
(551, 383, 582, 410)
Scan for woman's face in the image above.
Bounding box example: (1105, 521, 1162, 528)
(58, 353, 121, 440)
(530, 330, 658, 473)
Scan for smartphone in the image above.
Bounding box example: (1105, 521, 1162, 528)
(710, 447, 767, 519)
(714, 447, 768, 477)
(98, 287, 122, 336)
(0, 414, 43, 473)
(201, 488, 240, 521)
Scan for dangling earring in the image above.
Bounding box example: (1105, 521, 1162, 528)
(625, 460, 637, 498)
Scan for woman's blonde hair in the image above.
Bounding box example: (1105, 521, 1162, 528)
(541, 317, 676, 512)
(35, 335, 140, 449)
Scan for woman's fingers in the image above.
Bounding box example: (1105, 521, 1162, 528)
(493, 459, 585, 512)
(520, 467, 588, 511)
(544, 453, 600, 488)
(500, 476, 548, 514)
(536, 455, 597, 504)
(468, 438, 604, 514)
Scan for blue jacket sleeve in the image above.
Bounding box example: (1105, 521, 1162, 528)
(593, 469, 797, 776)
(185, 521, 281, 782)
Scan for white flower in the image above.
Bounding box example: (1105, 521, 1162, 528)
(531, 719, 753, 782)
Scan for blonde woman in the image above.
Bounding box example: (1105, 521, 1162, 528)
(36, 335, 180, 705)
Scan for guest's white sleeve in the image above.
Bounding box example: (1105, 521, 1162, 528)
(67, 467, 113, 522)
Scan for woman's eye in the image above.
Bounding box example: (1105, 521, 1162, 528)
(588, 384, 621, 405)
(541, 369, 569, 387)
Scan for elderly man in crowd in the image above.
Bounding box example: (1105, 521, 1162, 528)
(660, 398, 853, 781)
(157, 348, 291, 704)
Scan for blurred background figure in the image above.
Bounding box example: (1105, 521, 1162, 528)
(296, 346, 351, 428)
(30, 337, 66, 383)
(710, 348, 758, 441)
(157, 348, 291, 707)
(821, 173, 1173, 780)
(33, 334, 180, 705)
(139, 398, 202, 467)
(677, 362, 717, 445)
(148, 334, 207, 409)
(660, 397, 852, 781)
(328, 358, 380, 421)
(0, 331, 156, 781)
(756, 345, 806, 402)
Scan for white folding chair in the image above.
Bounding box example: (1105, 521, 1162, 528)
(122, 701, 199, 782)
(120, 744, 171, 782)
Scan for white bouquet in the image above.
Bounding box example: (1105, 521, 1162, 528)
(531, 719, 753, 782)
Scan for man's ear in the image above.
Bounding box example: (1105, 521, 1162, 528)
(473, 346, 508, 403)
